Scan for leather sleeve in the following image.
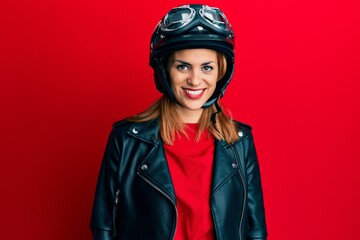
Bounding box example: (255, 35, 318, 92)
(246, 133, 268, 239)
(90, 129, 120, 239)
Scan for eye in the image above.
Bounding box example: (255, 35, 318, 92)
(176, 64, 189, 71)
(202, 65, 214, 72)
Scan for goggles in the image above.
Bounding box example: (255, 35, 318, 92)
(160, 5, 232, 36)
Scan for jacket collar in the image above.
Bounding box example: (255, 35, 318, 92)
(126, 119, 248, 146)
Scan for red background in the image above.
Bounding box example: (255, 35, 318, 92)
(1, 0, 359, 239)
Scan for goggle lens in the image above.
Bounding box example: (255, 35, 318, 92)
(162, 7, 195, 31)
(200, 7, 229, 30)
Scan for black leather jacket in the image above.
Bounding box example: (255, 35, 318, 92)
(90, 119, 267, 240)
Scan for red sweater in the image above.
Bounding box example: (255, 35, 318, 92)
(164, 124, 215, 240)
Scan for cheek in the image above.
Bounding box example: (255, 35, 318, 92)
(169, 70, 183, 88)
(211, 73, 220, 86)
(168, 69, 176, 88)
(169, 74, 180, 93)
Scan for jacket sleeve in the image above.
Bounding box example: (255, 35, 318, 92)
(90, 128, 120, 239)
(246, 133, 268, 240)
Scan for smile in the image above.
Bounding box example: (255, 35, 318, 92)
(183, 88, 205, 99)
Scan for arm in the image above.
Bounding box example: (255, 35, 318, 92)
(246, 133, 268, 240)
(90, 129, 120, 240)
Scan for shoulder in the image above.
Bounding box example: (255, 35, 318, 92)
(234, 120, 252, 131)
(112, 119, 133, 130)
(112, 118, 158, 131)
(233, 120, 253, 138)
(111, 118, 160, 144)
(108, 119, 132, 136)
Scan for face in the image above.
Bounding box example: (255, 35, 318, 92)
(168, 49, 219, 121)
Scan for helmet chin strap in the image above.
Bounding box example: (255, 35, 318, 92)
(210, 99, 222, 124)
(155, 59, 176, 101)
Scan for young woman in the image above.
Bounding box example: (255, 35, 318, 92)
(90, 4, 267, 240)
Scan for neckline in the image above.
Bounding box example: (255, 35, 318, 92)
(185, 123, 199, 129)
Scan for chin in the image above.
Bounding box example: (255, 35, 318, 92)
(184, 103, 205, 110)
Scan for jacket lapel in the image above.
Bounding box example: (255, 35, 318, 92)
(211, 140, 239, 194)
(139, 143, 176, 203)
(128, 120, 176, 203)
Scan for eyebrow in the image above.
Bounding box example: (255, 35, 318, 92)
(173, 60, 215, 65)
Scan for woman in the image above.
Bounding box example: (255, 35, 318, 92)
(90, 4, 267, 240)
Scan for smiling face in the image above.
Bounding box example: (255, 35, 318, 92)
(168, 48, 219, 123)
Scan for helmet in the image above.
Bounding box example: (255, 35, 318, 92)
(150, 4, 235, 108)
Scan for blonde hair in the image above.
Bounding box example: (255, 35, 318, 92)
(127, 51, 238, 145)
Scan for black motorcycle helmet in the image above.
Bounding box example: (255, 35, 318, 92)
(150, 4, 235, 108)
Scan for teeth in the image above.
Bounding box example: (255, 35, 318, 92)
(185, 89, 203, 95)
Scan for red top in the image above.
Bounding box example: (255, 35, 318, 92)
(164, 123, 215, 240)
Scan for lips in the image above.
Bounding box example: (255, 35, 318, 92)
(183, 88, 205, 99)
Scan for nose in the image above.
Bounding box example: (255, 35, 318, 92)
(187, 69, 202, 86)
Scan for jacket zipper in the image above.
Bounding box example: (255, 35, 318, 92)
(113, 189, 120, 237)
(137, 172, 178, 240)
(230, 145, 247, 240)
